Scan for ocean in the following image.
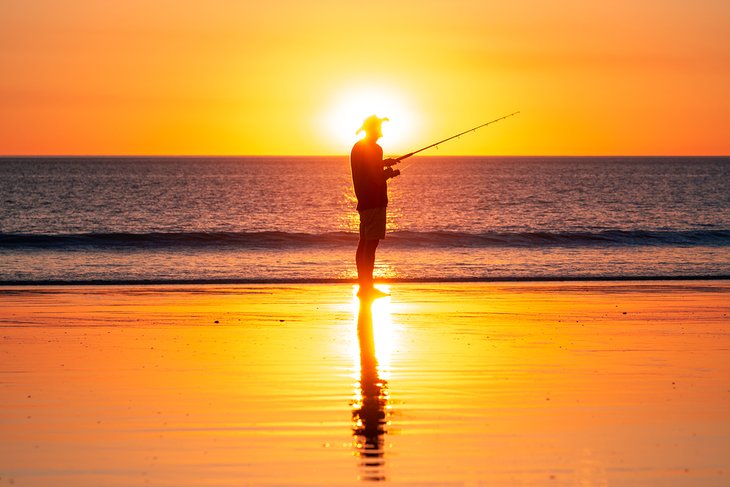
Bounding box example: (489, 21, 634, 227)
(1, 156, 729, 283)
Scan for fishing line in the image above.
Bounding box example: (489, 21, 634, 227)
(391, 111, 520, 173)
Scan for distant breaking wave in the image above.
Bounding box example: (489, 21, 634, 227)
(2, 229, 730, 250)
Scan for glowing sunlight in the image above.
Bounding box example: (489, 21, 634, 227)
(351, 286, 396, 374)
(324, 86, 419, 154)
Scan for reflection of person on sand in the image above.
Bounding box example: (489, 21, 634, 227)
(352, 299, 388, 481)
(350, 115, 400, 298)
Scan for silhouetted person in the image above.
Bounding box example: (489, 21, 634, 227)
(350, 115, 400, 298)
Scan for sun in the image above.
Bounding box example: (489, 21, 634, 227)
(323, 85, 418, 154)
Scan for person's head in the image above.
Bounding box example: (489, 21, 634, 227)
(357, 115, 388, 141)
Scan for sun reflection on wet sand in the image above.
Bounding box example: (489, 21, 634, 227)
(351, 288, 393, 481)
(1, 283, 729, 485)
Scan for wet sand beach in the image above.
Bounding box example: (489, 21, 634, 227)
(1, 281, 729, 485)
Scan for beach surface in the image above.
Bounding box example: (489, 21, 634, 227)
(1, 281, 729, 486)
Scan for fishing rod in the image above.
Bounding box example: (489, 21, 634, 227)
(389, 111, 520, 172)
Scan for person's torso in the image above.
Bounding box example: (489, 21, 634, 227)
(350, 140, 388, 211)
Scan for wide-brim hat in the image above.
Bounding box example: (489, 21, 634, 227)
(357, 114, 389, 134)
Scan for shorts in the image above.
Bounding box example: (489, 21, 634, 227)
(359, 207, 387, 240)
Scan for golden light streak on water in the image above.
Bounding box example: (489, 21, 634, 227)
(349, 286, 394, 481)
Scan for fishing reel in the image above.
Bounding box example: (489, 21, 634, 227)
(384, 167, 400, 180)
(383, 158, 400, 179)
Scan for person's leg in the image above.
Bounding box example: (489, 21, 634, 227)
(361, 240, 380, 288)
(360, 238, 389, 298)
(357, 238, 378, 289)
(364, 239, 379, 286)
(356, 238, 367, 285)
(356, 208, 386, 296)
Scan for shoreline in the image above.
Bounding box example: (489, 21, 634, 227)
(1, 274, 729, 287)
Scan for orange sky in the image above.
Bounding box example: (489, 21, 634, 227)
(1, 0, 729, 156)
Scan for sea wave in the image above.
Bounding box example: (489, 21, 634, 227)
(2, 229, 730, 250)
